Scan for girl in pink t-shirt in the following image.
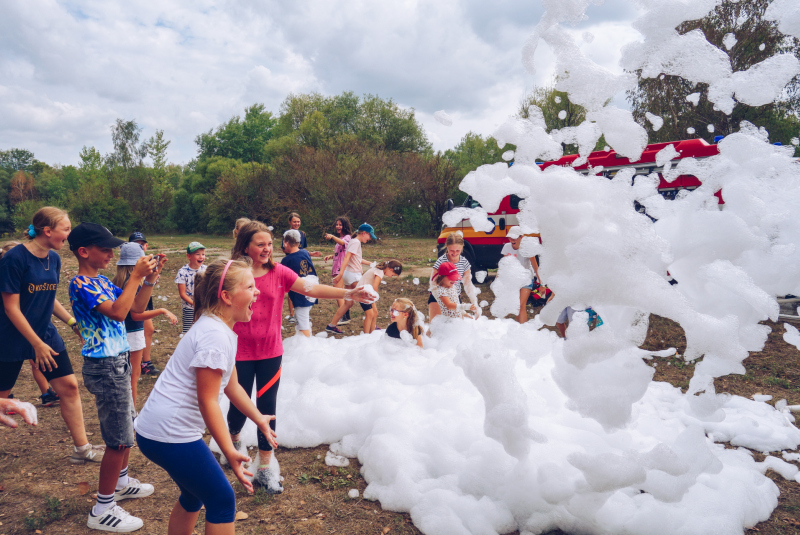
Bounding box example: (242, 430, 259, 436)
(228, 221, 374, 493)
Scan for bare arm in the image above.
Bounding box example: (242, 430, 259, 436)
(290, 278, 374, 303)
(530, 256, 541, 282)
(177, 284, 193, 307)
(325, 234, 346, 246)
(2, 292, 58, 370)
(131, 308, 178, 325)
(198, 367, 256, 494)
(415, 335, 424, 348)
(439, 295, 458, 311)
(94, 256, 159, 321)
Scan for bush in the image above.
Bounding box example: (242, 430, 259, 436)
(70, 197, 133, 236)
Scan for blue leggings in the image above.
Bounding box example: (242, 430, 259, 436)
(136, 433, 236, 523)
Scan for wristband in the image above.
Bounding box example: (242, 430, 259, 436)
(67, 317, 77, 327)
(143, 280, 156, 287)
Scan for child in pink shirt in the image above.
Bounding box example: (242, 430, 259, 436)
(227, 221, 374, 493)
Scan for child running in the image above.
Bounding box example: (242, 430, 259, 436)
(68, 222, 165, 532)
(325, 223, 376, 334)
(433, 262, 478, 320)
(0, 209, 102, 467)
(176, 241, 207, 335)
(280, 229, 317, 337)
(428, 232, 479, 321)
(356, 260, 403, 334)
(386, 298, 424, 347)
(112, 243, 177, 407)
(501, 226, 544, 324)
(228, 222, 375, 492)
(323, 216, 352, 325)
(134, 258, 277, 535)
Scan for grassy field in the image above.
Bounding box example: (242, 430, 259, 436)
(0, 234, 799, 534)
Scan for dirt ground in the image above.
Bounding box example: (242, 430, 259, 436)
(1, 235, 799, 534)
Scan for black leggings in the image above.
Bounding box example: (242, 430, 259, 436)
(227, 357, 282, 452)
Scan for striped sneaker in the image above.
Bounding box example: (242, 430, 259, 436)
(114, 478, 154, 501)
(87, 504, 143, 532)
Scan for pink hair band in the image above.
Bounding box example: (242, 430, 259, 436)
(218, 260, 234, 298)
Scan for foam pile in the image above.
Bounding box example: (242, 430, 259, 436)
(214, 0, 800, 533)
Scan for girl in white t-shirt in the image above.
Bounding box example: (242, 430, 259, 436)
(134, 258, 277, 533)
(354, 260, 403, 333)
(433, 262, 478, 320)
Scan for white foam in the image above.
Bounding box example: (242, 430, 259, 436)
(784, 323, 800, 351)
(434, 110, 453, 127)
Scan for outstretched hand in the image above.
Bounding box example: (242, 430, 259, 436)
(226, 449, 254, 494)
(0, 399, 38, 428)
(255, 414, 278, 450)
(346, 287, 377, 304)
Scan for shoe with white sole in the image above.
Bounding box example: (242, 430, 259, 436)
(254, 466, 284, 494)
(114, 478, 154, 501)
(87, 504, 143, 532)
(70, 444, 105, 464)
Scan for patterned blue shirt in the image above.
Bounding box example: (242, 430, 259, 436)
(69, 274, 130, 358)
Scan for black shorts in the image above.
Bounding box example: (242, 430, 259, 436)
(428, 293, 436, 305)
(0, 349, 75, 391)
(360, 302, 373, 311)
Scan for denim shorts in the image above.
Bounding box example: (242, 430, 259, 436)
(82, 353, 135, 449)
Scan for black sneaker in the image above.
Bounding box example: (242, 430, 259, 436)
(141, 361, 160, 377)
(40, 387, 59, 407)
(326, 324, 344, 335)
(338, 311, 351, 325)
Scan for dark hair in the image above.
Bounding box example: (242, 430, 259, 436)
(193, 258, 252, 322)
(231, 221, 275, 269)
(336, 216, 352, 237)
(289, 212, 301, 223)
(375, 259, 403, 276)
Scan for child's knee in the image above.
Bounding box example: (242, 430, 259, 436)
(204, 485, 236, 524)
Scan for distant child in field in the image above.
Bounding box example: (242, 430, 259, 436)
(128, 231, 161, 377)
(433, 262, 478, 320)
(176, 241, 207, 334)
(501, 226, 547, 324)
(280, 229, 317, 337)
(113, 243, 177, 407)
(68, 222, 165, 532)
(325, 223, 376, 334)
(323, 216, 353, 325)
(284, 213, 321, 324)
(386, 298, 424, 348)
(134, 258, 278, 534)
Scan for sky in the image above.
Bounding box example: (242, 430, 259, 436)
(0, 0, 642, 167)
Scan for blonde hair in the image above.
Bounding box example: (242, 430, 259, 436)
(233, 217, 251, 239)
(375, 259, 403, 276)
(231, 221, 275, 269)
(111, 265, 138, 290)
(0, 241, 21, 259)
(393, 298, 423, 339)
(29, 207, 68, 240)
(445, 231, 464, 247)
(193, 258, 252, 321)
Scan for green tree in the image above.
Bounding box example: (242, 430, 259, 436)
(195, 104, 277, 163)
(107, 119, 148, 169)
(146, 130, 171, 175)
(627, 0, 800, 151)
(0, 148, 36, 172)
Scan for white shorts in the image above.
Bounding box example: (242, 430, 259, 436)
(294, 306, 312, 331)
(342, 270, 361, 286)
(126, 330, 146, 352)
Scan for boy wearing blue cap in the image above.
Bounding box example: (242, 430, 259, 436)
(325, 223, 375, 334)
(175, 241, 207, 334)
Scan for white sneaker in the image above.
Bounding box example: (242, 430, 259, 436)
(87, 504, 143, 532)
(114, 478, 154, 501)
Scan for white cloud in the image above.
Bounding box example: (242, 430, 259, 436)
(0, 0, 640, 165)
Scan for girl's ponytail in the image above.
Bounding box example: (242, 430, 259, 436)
(394, 298, 422, 339)
(376, 259, 403, 275)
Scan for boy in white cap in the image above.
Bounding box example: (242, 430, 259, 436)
(501, 227, 543, 324)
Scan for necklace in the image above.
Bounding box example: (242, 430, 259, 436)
(27, 241, 51, 271)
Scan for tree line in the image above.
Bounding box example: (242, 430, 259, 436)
(0, 92, 506, 239)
